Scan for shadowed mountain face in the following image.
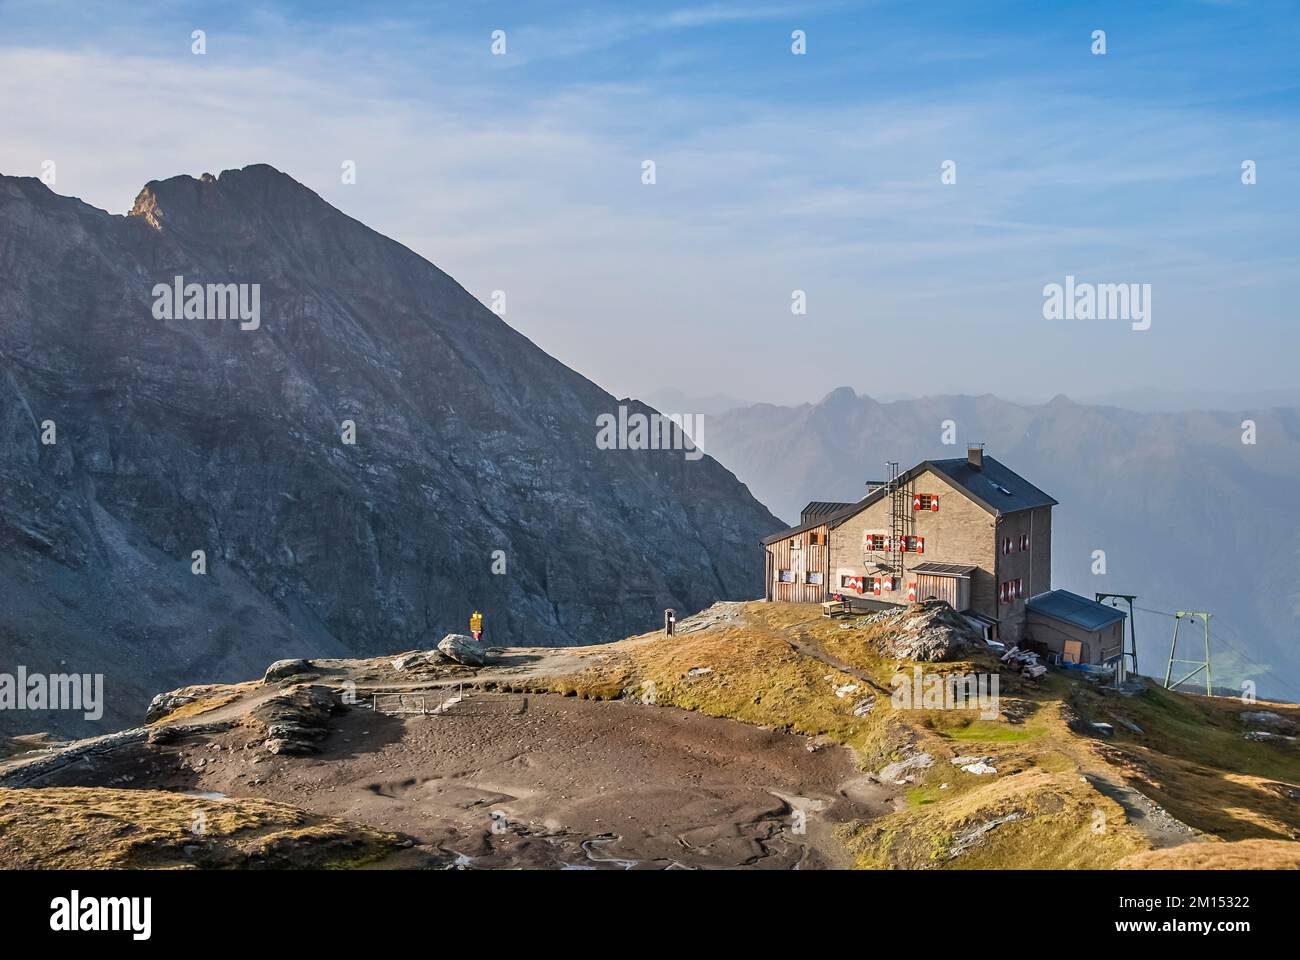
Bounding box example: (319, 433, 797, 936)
(0, 164, 781, 736)
(703, 389, 1300, 701)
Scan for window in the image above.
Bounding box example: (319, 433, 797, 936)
(841, 574, 865, 591)
(779, 569, 795, 583)
(809, 531, 822, 546)
(999, 578, 1024, 603)
(904, 535, 925, 554)
(864, 533, 884, 552)
(1018, 533, 1030, 552)
(1002, 536, 1013, 555)
(913, 493, 939, 511)
(790, 536, 802, 550)
(807, 571, 823, 585)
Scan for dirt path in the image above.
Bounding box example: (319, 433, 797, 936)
(773, 624, 894, 696)
(1083, 768, 1199, 850)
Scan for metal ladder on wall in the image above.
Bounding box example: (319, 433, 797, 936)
(885, 460, 906, 588)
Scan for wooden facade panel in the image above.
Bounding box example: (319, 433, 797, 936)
(766, 525, 829, 604)
(915, 574, 969, 610)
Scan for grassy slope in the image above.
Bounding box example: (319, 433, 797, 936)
(1118, 839, 1300, 869)
(526, 601, 1300, 869)
(0, 786, 398, 869)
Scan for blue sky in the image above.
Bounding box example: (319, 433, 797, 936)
(2, 0, 1298, 406)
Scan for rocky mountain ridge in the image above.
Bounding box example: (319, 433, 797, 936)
(0, 164, 781, 736)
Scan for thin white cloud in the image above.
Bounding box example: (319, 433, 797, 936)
(0, 8, 1295, 405)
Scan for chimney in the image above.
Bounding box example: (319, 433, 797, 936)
(967, 444, 984, 470)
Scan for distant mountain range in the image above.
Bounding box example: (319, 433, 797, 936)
(701, 388, 1300, 701)
(0, 165, 781, 735)
(642, 387, 755, 417)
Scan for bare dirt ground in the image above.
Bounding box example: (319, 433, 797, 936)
(14, 600, 1283, 870)
(183, 693, 888, 869)
(0, 655, 894, 869)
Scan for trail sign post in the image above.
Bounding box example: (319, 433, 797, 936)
(470, 610, 483, 640)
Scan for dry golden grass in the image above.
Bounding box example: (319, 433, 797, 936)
(1117, 839, 1300, 870)
(541, 602, 1164, 868)
(528, 603, 907, 760)
(150, 692, 242, 725)
(537, 602, 1300, 869)
(843, 767, 1148, 869)
(0, 786, 398, 869)
(1071, 682, 1300, 842)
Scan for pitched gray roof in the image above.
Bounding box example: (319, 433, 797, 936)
(800, 500, 856, 522)
(761, 455, 1055, 545)
(925, 456, 1058, 515)
(761, 504, 860, 545)
(1027, 590, 1126, 631)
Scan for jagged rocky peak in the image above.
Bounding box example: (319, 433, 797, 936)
(127, 164, 329, 236)
(0, 163, 783, 737)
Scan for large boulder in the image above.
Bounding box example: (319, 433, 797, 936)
(437, 634, 489, 667)
(145, 692, 197, 724)
(263, 659, 318, 684)
(866, 600, 980, 662)
(252, 684, 341, 756)
(392, 651, 449, 672)
(877, 752, 934, 784)
(1239, 710, 1298, 735)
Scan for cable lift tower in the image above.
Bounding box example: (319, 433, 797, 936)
(1164, 610, 1213, 696)
(1095, 592, 1140, 678)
